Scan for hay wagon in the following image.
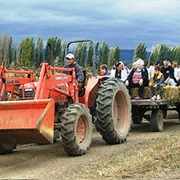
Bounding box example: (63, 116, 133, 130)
(131, 86, 180, 132)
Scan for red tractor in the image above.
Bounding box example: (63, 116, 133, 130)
(0, 64, 35, 101)
(0, 40, 131, 156)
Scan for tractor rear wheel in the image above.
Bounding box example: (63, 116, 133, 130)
(61, 103, 92, 156)
(0, 144, 16, 154)
(95, 78, 131, 144)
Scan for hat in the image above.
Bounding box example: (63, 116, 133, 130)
(154, 60, 160, 65)
(163, 57, 170, 61)
(66, 53, 75, 59)
(115, 61, 121, 67)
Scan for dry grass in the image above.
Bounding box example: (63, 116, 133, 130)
(99, 134, 180, 179)
(67, 133, 180, 179)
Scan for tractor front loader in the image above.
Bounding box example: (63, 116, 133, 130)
(0, 40, 132, 156)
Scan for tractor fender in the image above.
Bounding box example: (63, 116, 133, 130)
(84, 76, 110, 108)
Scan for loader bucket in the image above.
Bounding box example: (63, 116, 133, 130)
(0, 99, 55, 144)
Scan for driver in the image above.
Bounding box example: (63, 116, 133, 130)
(64, 53, 84, 90)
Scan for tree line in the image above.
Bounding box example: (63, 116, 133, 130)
(0, 35, 180, 70)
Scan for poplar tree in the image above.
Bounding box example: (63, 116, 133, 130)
(149, 44, 170, 64)
(74, 42, 87, 67)
(108, 46, 121, 68)
(34, 37, 43, 67)
(45, 37, 62, 66)
(100, 42, 109, 66)
(8, 37, 13, 66)
(95, 41, 100, 66)
(86, 41, 94, 67)
(133, 42, 147, 62)
(0, 36, 13, 67)
(60, 42, 66, 66)
(170, 46, 180, 64)
(108, 47, 115, 67)
(19, 37, 35, 67)
(11, 47, 17, 65)
(114, 46, 121, 61)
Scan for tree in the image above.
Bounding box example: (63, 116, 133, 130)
(114, 46, 121, 61)
(60, 41, 66, 66)
(74, 42, 87, 67)
(8, 37, 13, 66)
(149, 44, 170, 65)
(108, 46, 121, 69)
(95, 41, 100, 66)
(108, 48, 115, 68)
(99, 42, 109, 66)
(34, 38, 43, 67)
(170, 46, 180, 64)
(133, 43, 147, 62)
(45, 37, 62, 66)
(86, 41, 94, 67)
(0, 36, 13, 67)
(11, 46, 17, 65)
(19, 37, 35, 67)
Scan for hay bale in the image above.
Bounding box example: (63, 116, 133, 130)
(131, 88, 138, 97)
(131, 85, 180, 102)
(131, 87, 151, 99)
(143, 87, 151, 98)
(162, 86, 180, 103)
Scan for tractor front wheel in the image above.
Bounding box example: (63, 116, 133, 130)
(61, 103, 92, 156)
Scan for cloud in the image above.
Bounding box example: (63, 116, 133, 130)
(114, 0, 179, 16)
(0, 0, 180, 51)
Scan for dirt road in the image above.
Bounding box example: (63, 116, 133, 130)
(0, 111, 179, 179)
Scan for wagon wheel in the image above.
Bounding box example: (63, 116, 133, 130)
(163, 109, 167, 119)
(150, 109, 164, 132)
(0, 144, 16, 154)
(176, 103, 180, 121)
(132, 114, 143, 124)
(60, 103, 92, 156)
(95, 78, 131, 144)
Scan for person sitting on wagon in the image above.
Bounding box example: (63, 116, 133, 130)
(161, 57, 177, 86)
(172, 61, 180, 86)
(125, 59, 149, 100)
(111, 61, 129, 82)
(149, 66, 164, 101)
(148, 60, 161, 80)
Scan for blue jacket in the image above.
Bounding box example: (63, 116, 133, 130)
(64, 62, 84, 83)
(104, 71, 111, 76)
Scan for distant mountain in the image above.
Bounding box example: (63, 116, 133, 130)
(121, 50, 151, 62)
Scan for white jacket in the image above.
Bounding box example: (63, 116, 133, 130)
(111, 61, 129, 82)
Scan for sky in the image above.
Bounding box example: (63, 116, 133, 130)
(0, 0, 180, 51)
